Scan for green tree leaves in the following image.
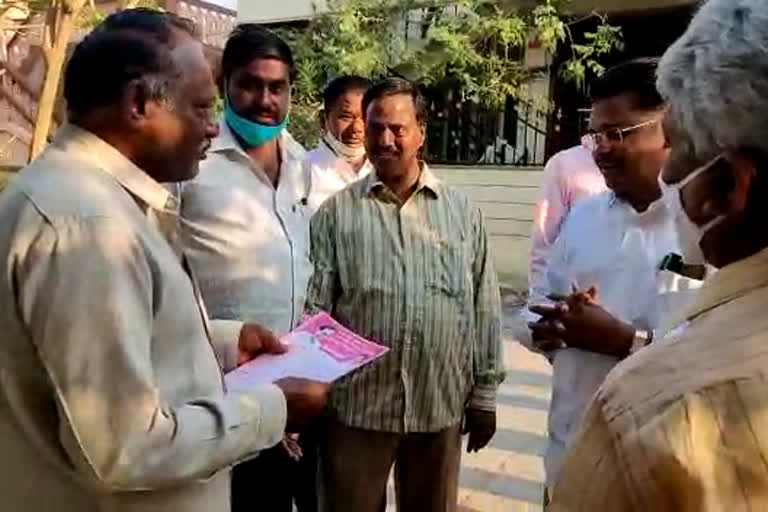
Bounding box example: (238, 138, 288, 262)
(283, 0, 623, 147)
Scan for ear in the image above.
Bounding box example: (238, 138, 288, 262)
(724, 151, 758, 216)
(119, 79, 152, 128)
(662, 129, 672, 149)
(661, 109, 672, 149)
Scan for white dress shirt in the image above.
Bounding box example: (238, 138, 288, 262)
(179, 122, 312, 335)
(528, 191, 702, 486)
(529, 145, 606, 298)
(0, 125, 286, 512)
(305, 141, 372, 213)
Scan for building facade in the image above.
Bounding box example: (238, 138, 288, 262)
(0, 0, 235, 167)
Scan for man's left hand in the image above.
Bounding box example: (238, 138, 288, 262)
(237, 323, 288, 366)
(464, 409, 496, 453)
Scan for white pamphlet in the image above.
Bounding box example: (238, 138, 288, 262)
(225, 312, 389, 391)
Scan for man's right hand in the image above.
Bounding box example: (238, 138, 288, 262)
(275, 377, 331, 433)
(237, 323, 287, 367)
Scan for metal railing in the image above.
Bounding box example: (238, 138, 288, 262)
(423, 95, 550, 167)
(401, 5, 551, 166)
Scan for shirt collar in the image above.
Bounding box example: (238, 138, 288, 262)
(364, 162, 441, 199)
(209, 120, 241, 153)
(54, 124, 178, 212)
(608, 192, 670, 228)
(667, 247, 768, 328)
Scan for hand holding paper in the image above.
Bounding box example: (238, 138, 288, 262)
(226, 312, 389, 391)
(274, 377, 330, 433)
(237, 322, 287, 366)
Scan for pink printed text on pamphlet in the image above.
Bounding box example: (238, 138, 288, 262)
(225, 312, 389, 391)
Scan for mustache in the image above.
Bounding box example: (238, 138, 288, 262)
(242, 108, 281, 123)
(370, 147, 399, 156)
(596, 157, 619, 168)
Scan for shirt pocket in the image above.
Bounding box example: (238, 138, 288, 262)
(427, 235, 470, 299)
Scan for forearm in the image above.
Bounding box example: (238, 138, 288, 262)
(471, 279, 505, 410)
(58, 385, 286, 491)
(528, 235, 550, 297)
(308, 205, 339, 315)
(470, 209, 505, 410)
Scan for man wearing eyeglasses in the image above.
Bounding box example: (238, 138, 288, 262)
(524, 58, 703, 503)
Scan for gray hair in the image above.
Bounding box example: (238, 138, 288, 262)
(657, 0, 768, 160)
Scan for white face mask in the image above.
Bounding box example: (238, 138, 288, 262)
(659, 155, 727, 265)
(323, 130, 367, 162)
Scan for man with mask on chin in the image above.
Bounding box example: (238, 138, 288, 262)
(550, 1, 768, 509)
(305, 75, 372, 212)
(175, 24, 315, 512)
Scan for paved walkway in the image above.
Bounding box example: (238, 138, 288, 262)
(386, 294, 553, 511)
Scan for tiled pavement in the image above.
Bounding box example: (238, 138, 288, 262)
(385, 293, 553, 512)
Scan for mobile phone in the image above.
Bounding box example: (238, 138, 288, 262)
(659, 253, 683, 273)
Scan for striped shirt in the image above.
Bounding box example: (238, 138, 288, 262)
(550, 247, 768, 511)
(307, 164, 504, 433)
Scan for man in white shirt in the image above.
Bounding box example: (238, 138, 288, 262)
(528, 144, 606, 298)
(0, 10, 328, 512)
(306, 75, 372, 212)
(176, 25, 315, 512)
(524, 59, 702, 500)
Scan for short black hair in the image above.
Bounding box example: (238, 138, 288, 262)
(64, 8, 196, 116)
(322, 75, 371, 111)
(362, 77, 426, 124)
(220, 24, 294, 87)
(590, 58, 664, 111)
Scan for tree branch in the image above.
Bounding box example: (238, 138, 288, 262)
(566, 11, 604, 27)
(43, 4, 55, 53)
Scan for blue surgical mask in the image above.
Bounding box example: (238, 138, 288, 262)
(223, 99, 288, 147)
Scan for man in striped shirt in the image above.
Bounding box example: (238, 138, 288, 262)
(550, 0, 768, 509)
(308, 77, 504, 512)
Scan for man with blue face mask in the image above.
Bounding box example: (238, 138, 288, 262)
(173, 24, 315, 512)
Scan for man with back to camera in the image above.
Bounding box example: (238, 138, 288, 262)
(0, 9, 328, 512)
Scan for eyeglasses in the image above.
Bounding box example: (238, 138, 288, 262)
(582, 119, 660, 151)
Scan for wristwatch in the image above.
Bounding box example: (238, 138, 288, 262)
(629, 329, 653, 355)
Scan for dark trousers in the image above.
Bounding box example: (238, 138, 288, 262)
(319, 422, 462, 512)
(232, 430, 318, 512)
